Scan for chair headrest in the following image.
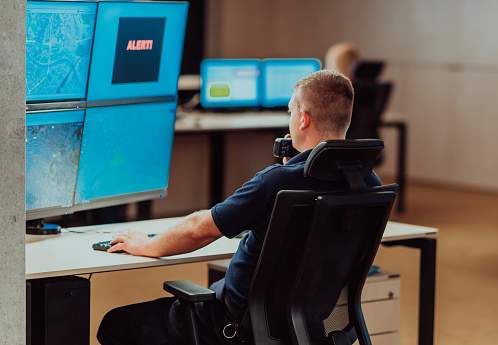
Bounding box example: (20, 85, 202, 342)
(304, 139, 384, 192)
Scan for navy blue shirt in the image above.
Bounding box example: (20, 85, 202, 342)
(211, 149, 382, 309)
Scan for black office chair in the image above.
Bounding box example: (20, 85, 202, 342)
(346, 63, 406, 212)
(347, 82, 393, 143)
(164, 139, 397, 345)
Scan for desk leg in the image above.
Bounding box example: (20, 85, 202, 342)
(382, 237, 437, 345)
(210, 131, 225, 206)
(396, 122, 407, 213)
(381, 121, 407, 213)
(137, 200, 152, 220)
(27, 281, 32, 345)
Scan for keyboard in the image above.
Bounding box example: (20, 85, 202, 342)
(92, 233, 157, 253)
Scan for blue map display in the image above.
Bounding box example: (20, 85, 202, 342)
(75, 102, 176, 204)
(26, 111, 85, 211)
(26, 2, 97, 102)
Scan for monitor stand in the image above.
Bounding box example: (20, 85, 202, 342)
(26, 219, 61, 235)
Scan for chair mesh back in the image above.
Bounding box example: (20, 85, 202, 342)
(299, 204, 388, 342)
(322, 285, 350, 334)
(265, 205, 314, 341)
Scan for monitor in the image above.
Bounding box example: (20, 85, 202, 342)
(26, 110, 85, 220)
(86, 1, 189, 105)
(261, 58, 322, 108)
(26, 1, 97, 103)
(200, 59, 262, 108)
(26, 101, 177, 223)
(73, 102, 177, 211)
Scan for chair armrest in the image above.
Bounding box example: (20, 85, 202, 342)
(163, 280, 216, 302)
(163, 280, 216, 345)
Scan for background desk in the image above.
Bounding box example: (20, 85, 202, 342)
(26, 219, 436, 345)
(173, 111, 406, 212)
(175, 111, 290, 206)
(175, 111, 290, 133)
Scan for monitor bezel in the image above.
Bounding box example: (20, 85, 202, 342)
(26, 101, 87, 112)
(26, 189, 169, 221)
(86, 95, 177, 108)
(71, 189, 169, 214)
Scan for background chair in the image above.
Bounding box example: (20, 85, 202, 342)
(346, 61, 407, 212)
(164, 139, 397, 345)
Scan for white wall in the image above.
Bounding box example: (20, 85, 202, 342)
(205, 0, 498, 192)
(0, 0, 26, 343)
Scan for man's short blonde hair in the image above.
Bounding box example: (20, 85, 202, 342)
(294, 69, 354, 137)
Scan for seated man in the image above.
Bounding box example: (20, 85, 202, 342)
(97, 70, 381, 345)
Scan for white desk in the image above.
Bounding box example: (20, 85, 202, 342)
(26, 219, 435, 280)
(26, 219, 437, 345)
(25, 217, 240, 280)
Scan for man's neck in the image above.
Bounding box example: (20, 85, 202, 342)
(301, 134, 345, 152)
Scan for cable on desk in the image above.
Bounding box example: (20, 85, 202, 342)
(177, 93, 200, 117)
(63, 228, 132, 235)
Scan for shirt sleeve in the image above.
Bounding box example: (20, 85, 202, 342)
(211, 171, 272, 238)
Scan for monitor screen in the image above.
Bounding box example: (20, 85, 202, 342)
(261, 58, 321, 108)
(26, 110, 85, 219)
(200, 59, 262, 108)
(86, 1, 188, 104)
(73, 102, 177, 211)
(26, 1, 97, 102)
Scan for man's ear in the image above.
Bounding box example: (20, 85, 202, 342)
(299, 110, 312, 130)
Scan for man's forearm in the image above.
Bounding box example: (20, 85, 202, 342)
(143, 210, 223, 257)
(108, 209, 223, 257)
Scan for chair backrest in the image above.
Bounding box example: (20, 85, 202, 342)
(351, 61, 384, 83)
(346, 82, 393, 141)
(248, 140, 397, 345)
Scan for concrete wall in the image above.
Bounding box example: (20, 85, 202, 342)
(0, 0, 26, 343)
(205, 0, 498, 193)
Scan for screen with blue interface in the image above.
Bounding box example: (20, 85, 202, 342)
(26, 1, 97, 102)
(261, 59, 321, 108)
(26, 110, 85, 214)
(200, 59, 262, 108)
(73, 102, 177, 207)
(86, 1, 188, 103)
